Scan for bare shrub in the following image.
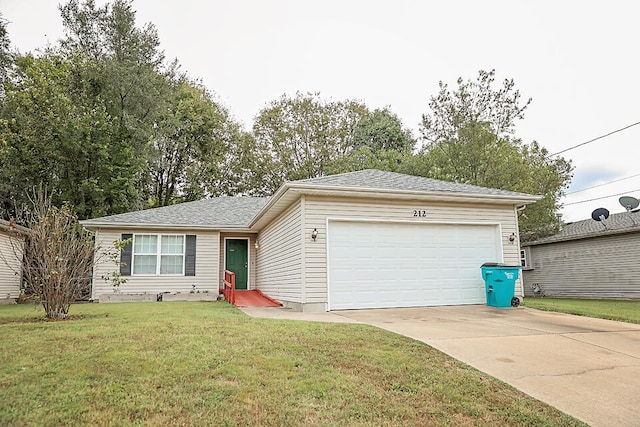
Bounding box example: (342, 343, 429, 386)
(19, 191, 95, 319)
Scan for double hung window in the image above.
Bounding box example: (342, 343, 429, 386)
(132, 234, 185, 275)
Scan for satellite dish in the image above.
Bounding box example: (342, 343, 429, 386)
(619, 196, 639, 211)
(591, 207, 610, 228)
(619, 196, 639, 226)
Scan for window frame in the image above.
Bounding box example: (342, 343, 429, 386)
(520, 248, 527, 268)
(132, 233, 186, 276)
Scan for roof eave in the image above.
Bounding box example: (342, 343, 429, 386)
(524, 226, 640, 246)
(0, 221, 29, 234)
(80, 221, 254, 233)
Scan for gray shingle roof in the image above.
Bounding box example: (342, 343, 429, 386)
(82, 197, 268, 228)
(525, 210, 640, 246)
(296, 169, 535, 198)
(84, 169, 538, 229)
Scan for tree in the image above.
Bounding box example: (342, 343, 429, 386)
(353, 108, 416, 153)
(58, 0, 168, 212)
(421, 69, 532, 145)
(56, 0, 246, 208)
(1, 0, 247, 218)
(0, 53, 132, 219)
(146, 78, 236, 206)
(323, 147, 411, 176)
(324, 107, 417, 175)
(249, 93, 419, 194)
(0, 13, 14, 95)
(251, 92, 369, 192)
(189, 127, 267, 197)
(418, 71, 572, 241)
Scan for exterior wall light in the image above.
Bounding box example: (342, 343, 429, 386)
(311, 228, 318, 241)
(508, 233, 517, 244)
(254, 240, 260, 249)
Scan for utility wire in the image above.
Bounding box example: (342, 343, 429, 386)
(564, 188, 640, 206)
(549, 121, 640, 156)
(566, 172, 640, 195)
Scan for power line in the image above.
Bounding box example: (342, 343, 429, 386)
(549, 121, 640, 157)
(566, 172, 640, 195)
(564, 188, 640, 206)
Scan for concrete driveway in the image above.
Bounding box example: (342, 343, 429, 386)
(243, 304, 640, 426)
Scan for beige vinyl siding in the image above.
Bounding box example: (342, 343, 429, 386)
(256, 200, 303, 302)
(304, 196, 522, 304)
(219, 233, 258, 290)
(92, 228, 220, 299)
(523, 232, 640, 298)
(0, 231, 22, 300)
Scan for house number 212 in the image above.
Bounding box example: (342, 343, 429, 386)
(413, 210, 427, 217)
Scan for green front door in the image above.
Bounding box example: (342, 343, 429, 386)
(226, 239, 248, 290)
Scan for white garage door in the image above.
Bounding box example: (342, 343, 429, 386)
(328, 221, 500, 310)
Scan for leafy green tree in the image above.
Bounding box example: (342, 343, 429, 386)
(57, 0, 246, 208)
(325, 107, 417, 176)
(58, 0, 168, 210)
(421, 69, 531, 145)
(191, 128, 270, 197)
(250, 93, 419, 194)
(146, 78, 237, 206)
(419, 70, 572, 241)
(251, 92, 369, 192)
(0, 0, 246, 217)
(353, 108, 416, 152)
(0, 13, 14, 95)
(0, 54, 126, 219)
(323, 147, 410, 175)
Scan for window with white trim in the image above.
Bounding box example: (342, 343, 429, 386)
(132, 234, 185, 275)
(520, 249, 527, 268)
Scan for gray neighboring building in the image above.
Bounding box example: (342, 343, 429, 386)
(522, 210, 640, 298)
(0, 219, 27, 304)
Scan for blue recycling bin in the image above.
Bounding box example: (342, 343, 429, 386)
(480, 263, 521, 308)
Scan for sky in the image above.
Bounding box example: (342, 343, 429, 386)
(2, 0, 639, 223)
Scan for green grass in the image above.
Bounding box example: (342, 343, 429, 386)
(524, 298, 640, 324)
(0, 302, 584, 426)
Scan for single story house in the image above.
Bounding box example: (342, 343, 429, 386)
(522, 209, 640, 299)
(82, 169, 539, 312)
(0, 219, 27, 304)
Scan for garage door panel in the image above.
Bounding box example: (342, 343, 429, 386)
(328, 221, 499, 310)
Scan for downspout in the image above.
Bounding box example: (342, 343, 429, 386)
(514, 205, 525, 299)
(300, 195, 306, 305)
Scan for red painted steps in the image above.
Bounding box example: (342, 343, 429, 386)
(233, 290, 282, 307)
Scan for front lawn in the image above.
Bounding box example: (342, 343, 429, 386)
(524, 298, 640, 324)
(0, 302, 584, 426)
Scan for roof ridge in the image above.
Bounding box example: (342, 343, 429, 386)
(295, 169, 535, 198)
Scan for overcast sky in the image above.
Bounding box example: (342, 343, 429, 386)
(2, 0, 639, 223)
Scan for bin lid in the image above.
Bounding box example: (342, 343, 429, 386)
(481, 262, 522, 268)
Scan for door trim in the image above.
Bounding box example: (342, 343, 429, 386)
(223, 237, 251, 290)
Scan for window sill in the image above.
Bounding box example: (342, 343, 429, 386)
(131, 274, 186, 277)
